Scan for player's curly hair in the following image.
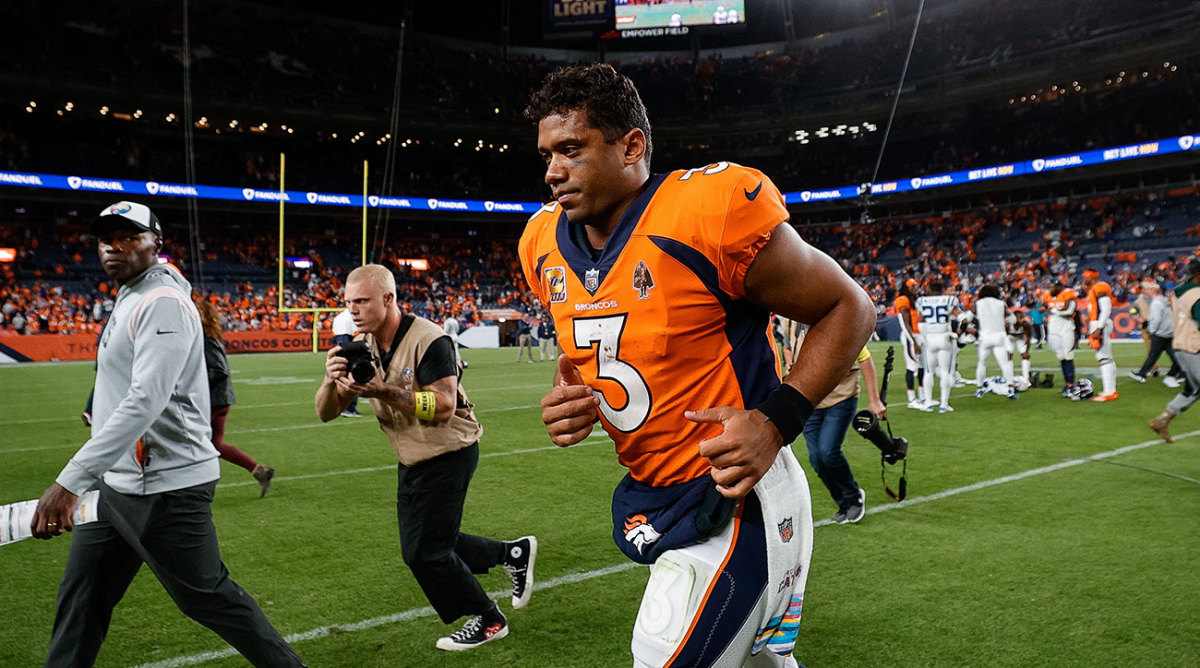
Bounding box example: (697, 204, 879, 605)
(524, 63, 653, 167)
(194, 298, 224, 343)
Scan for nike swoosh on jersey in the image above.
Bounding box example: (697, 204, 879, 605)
(155, 328, 177, 335)
(744, 181, 763, 200)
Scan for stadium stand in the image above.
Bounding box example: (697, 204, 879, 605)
(1, 0, 1198, 338)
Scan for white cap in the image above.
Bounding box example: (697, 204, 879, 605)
(91, 201, 163, 236)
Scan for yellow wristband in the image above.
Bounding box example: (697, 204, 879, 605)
(414, 391, 437, 420)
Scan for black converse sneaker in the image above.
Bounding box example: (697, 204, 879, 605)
(503, 536, 538, 609)
(435, 611, 508, 651)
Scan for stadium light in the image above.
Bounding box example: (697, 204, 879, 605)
(28, 101, 36, 108)
(25, 106, 33, 113)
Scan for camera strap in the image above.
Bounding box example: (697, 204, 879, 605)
(880, 418, 907, 501)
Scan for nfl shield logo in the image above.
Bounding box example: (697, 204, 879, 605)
(778, 517, 794, 543)
(585, 268, 600, 292)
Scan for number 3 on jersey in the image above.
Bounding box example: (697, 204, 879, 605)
(572, 314, 652, 433)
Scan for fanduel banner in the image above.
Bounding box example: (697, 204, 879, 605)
(0, 171, 541, 215)
(817, 133, 1199, 203)
(1, 134, 1195, 212)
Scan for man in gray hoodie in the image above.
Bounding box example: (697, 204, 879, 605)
(30, 201, 304, 667)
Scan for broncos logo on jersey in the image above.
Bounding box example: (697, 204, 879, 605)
(623, 514, 662, 555)
(544, 266, 568, 303)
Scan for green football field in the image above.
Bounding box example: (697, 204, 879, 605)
(1, 342, 1197, 667)
(617, 1, 745, 29)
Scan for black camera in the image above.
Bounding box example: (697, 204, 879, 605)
(852, 410, 908, 464)
(337, 340, 379, 384)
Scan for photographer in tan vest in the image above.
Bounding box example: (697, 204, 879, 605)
(1148, 259, 1200, 443)
(315, 264, 537, 651)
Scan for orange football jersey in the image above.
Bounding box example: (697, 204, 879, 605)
(893, 295, 921, 334)
(1087, 281, 1113, 322)
(1049, 288, 1078, 312)
(519, 162, 788, 487)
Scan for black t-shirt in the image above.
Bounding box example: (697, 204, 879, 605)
(415, 336, 457, 385)
(378, 315, 458, 386)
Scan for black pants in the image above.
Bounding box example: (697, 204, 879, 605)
(1137, 334, 1181, 377)
(396, 443, 504, 623)
(46, 480, 304, 667)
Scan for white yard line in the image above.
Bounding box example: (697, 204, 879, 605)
(129, 431, 1193, 668)
(217, 436, 609, 489)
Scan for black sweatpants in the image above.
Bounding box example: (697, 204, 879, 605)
(396, 443, 505, 623)
(1137, 333, 1182, 377)
(46, 480, 304, 667)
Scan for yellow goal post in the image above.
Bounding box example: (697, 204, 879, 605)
(274, 153, 369, 352)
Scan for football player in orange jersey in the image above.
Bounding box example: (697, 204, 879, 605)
(1047, 281, 1079, 396)
(1082, 269, 1119, 400)
(894, 281, 926, 408)
(520, 64, 875, 667)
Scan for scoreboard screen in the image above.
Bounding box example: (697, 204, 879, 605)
(615, 0, 746, 30)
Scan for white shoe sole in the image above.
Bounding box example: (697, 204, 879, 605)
(436, 624, 509, 651)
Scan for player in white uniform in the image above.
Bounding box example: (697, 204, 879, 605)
(916, 281, 960, 413)
(443, 314, 462, 368)
(953, 306, 975, 386)
(973, 285, 1017, 398)
(332, 308, 362, 417)
(1007, 310, 1033, 387)
(1083, 270, 1119, 401)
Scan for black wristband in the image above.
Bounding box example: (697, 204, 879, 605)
(754, 383, 814, 445)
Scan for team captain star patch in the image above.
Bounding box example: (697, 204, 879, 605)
(633, 260, 654, 300)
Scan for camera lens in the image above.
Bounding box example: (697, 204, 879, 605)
(350, 361, 375, 384)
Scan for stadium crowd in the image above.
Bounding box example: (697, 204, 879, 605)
(4, 186, 1198, 338)
(2, 0, 1195, 200)
(2, 0, 1198, 337)
(0, 229, 537, 336)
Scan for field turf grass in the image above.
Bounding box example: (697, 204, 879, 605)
(1, 342, 1197, 667)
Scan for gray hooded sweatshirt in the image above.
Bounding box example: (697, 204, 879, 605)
(56, 265, 220, 496)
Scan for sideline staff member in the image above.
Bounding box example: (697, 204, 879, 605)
(31, 201, 304, 667)
(520, 65, 875, 667)
(315, 264, 537, 652)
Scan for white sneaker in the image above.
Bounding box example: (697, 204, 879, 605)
(1163, 376, 1182, 388)
(938, 405, 954, 413)
(502, 536, 537, 609)
(907, 399, 924, 409)
(436, 613, 509, 651)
